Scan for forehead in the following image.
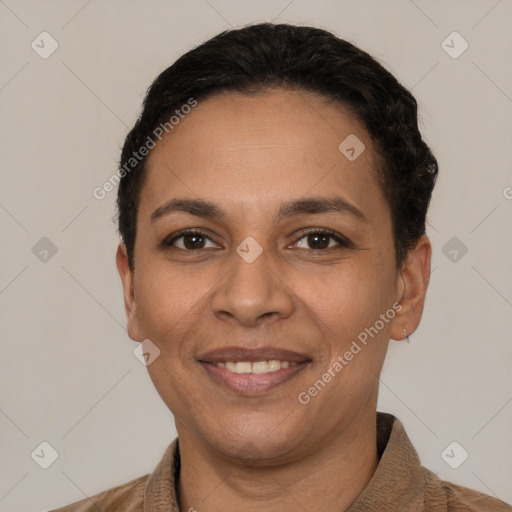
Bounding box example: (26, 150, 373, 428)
(140, 89, 386, 223)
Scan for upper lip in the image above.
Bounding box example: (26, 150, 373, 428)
(198, 346, 311, 363)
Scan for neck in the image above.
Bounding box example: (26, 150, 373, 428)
(176, 410, 379, 512)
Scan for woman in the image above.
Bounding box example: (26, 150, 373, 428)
(54, 22, 511, 512)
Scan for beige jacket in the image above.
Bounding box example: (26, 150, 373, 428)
(51, 412, 512, 511)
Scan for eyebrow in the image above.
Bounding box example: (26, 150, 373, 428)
(151, 196, 367, 223)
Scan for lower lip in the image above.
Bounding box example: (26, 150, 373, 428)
(199, 362, 309, 394)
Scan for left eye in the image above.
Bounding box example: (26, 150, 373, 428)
(293, 231, 348, 250)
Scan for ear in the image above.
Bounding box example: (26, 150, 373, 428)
(390, 235, 432, 341)
(116, 243, 141, 341)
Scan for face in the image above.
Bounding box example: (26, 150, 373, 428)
(117, 89, 431, 463)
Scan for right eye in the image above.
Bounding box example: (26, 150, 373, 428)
(161, 230, 219, 251)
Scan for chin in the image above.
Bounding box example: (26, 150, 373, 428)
(201, 419, 303, 465)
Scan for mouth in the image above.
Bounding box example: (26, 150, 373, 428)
(198, 346, 312, 394)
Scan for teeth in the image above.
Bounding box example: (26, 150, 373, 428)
(268, 360, 280, 371)
(214, 360, 299, 373)
(234, 362, 252, 374)
(252, 361, 268, 374)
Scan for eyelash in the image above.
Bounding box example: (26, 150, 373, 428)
(160, 228, 352, 253)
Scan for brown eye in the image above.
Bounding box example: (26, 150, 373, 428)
(305, 233, 331, 250)
(295, 230, 349, 251)
(180, 234, 207, 250)
(162, 231, 218, 251)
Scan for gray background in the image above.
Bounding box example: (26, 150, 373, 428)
(0, 0, 511, 510)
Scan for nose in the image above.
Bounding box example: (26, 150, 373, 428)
(211, 246, 295, 327)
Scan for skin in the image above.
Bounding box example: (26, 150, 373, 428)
(116, 89, 431, 512)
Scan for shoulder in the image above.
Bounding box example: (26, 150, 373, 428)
(50, 473, 148, 512)
(422, 468, 512, 512)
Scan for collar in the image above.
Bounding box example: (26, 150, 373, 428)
(346, 412, 426, 511)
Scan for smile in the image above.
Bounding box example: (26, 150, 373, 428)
(199, 360, 309, 394)
(197, 346, 311, 394)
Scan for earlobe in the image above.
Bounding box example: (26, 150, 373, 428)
(390, 235, 432, 341)
(115, 243, 140, 341)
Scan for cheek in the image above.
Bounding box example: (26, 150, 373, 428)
(134, 267, 206, 415)
(134, 265, 204, 344)
(302, 264, 389, 338)
(303, 272, 392, 394)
